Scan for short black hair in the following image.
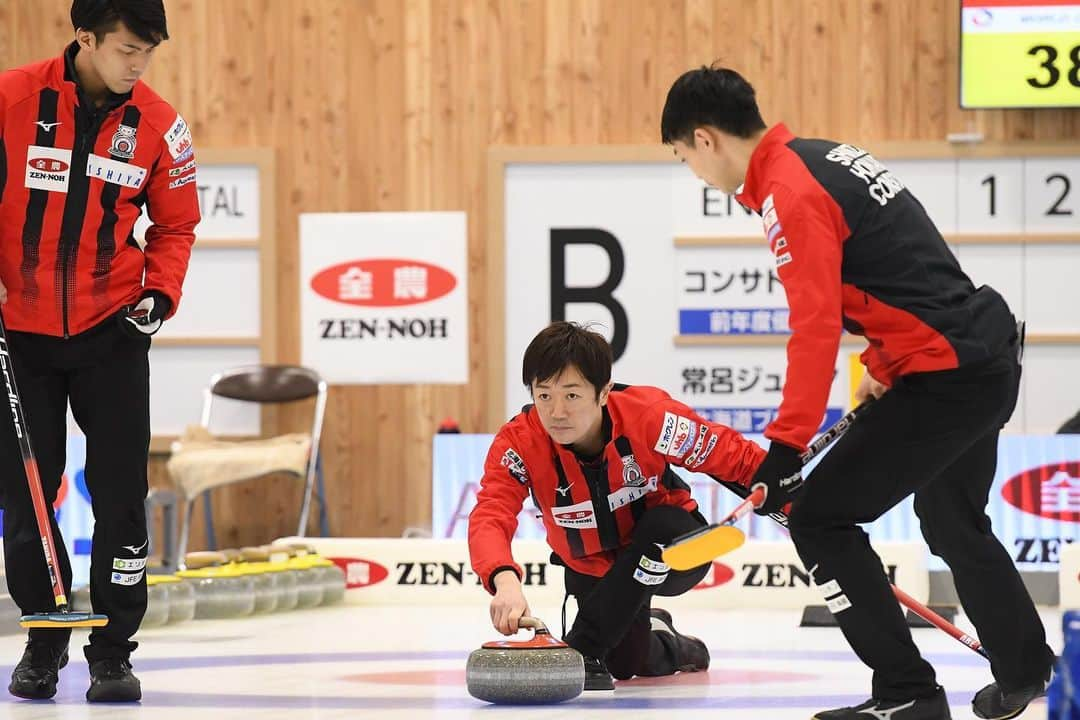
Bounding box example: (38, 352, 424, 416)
(661, 64, 766, 145)
(522, 322, 612, 400)
(71, 0, 169, 46)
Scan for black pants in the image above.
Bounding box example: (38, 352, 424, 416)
(0, 319, 150, 662)
(788, 347, 1055, 700)
(562, 504, 709, 679)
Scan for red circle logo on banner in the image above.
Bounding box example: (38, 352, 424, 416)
(691, 561, 736, 590)
(1001, 462, 1080, 523)
(331, 557, 390, 588)
(310, 259, 457, 307)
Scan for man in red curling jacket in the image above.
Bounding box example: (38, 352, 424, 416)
(0, 0, 197, 703)
(468, 321, 765, 690)
(661, 64, 1054, 720)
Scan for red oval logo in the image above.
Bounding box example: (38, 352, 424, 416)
(330, 557, 390, 588)
(28, 158, 70, 173)
(1001, 462, 1080, 523)
(692, 561, 735, 590)
(310, 259, 456, 307)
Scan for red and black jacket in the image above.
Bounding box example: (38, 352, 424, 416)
(0, 44, 198, 337)
(468, 384, 765, 591)
(735, 124, 1016, 451)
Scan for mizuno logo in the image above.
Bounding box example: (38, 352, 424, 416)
(34, 121, 61, 132)
(555, 484, 574, 497)
(856, 699, 916, 720)
(122, 539, 148, 555)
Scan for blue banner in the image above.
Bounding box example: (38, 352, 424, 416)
(433, 433, 1080, 572)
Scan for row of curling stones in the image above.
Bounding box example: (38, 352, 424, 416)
(73, 544, 347, 625)
(177, 544, 346, 619)
(71, 575, 197, 629)
(466, 616, 585, 705)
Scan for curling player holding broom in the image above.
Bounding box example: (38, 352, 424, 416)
(0, 0, 196, 702)
(468, 321, 766, 689)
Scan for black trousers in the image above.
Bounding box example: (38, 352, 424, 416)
(788, 346, 1055, 700)
(0, 319, 150, 662)
(562, 504, 709, 679)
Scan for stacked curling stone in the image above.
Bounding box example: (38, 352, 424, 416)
(161, 574, 197, 624)
(270, 543, 346, 608)
(313, 554, 346, 605)
(262, 545, 300, 611)
(278, 544, 324, 609)
(178, 551, 256, 619)
(72, 573, 196, 629)
(238, 546, 280, 614)
(141, 575, 172, 628)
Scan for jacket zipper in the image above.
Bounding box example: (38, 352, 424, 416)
(61, 107, 103, 338)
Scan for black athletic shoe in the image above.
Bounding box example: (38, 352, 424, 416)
(649, 607, 710, 672)
(86, 658, 141, 703)
(8, 641, 69, 700)
(971, 672, 1051, 720)
(813, 686, 951, 720)
(582, 654, 614, 691)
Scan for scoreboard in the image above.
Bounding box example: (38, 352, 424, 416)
(961, 0, 1080, 108)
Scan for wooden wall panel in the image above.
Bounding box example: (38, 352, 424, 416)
(4, 1, 1078, 550)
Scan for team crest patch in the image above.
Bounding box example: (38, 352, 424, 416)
(108, 124, 137, 159)
(621, 453, 646, 488)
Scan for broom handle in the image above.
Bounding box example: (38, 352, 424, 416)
(0, 311, 68, 610)
(892, 585, 989, 658)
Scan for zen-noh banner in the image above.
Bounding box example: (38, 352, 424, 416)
(300, 212, 469, 384)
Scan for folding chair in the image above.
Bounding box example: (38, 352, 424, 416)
(165, 365, 328, 560)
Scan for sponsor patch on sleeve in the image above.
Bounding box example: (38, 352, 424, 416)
(168, 173, 197, 189)
(169, 159, 197, 177)
(688, 433, 719, 469)
(499, 448, 529, 484)
(654, 412, 678, 454)
(164, 113, 194, 160)
(670, 416, 698, 459)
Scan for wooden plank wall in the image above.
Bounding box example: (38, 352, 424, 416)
(2, 1, 1078, 549)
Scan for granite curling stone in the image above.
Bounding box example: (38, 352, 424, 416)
(141, 575, 172, 628)
(465, 616, 584, 705)
(160, 575, 196, 624)
(178, 551, 256, 619)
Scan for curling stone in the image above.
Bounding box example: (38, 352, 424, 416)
(466, 616, 584, 705)
(264, 546, 299, 611)
(178, 551, 256, 619)
(270, 544, 324, 608)
(141, 575, 172, 628)
(312, 557, 346, 606)
(157, 575, 196, 624)
(71, 585, 92, 613)
(239, 547, 278, 614)
(286, 555, 325, 609)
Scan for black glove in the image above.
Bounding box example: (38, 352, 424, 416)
(119, 290, 171, 337)
(750, 441, 804, 516)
